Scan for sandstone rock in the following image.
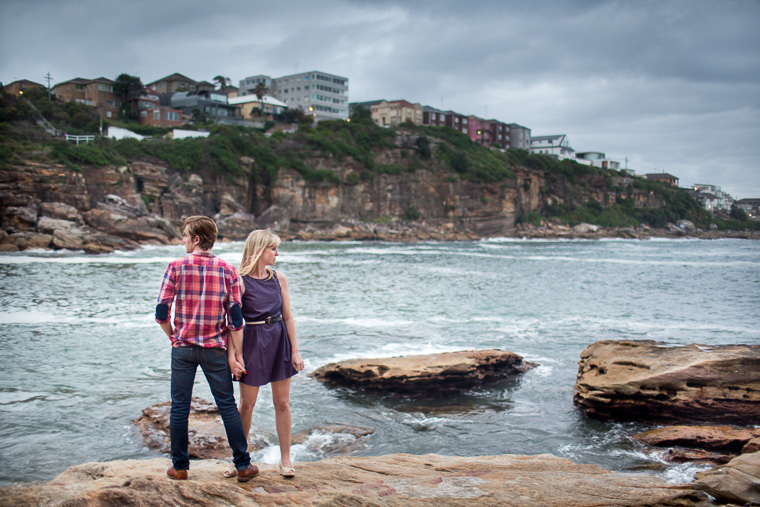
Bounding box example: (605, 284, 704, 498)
(39, 202, 82, 222)
(133, 398, 268, 460)
(83, 207, 179, 244)
(1, 205, 37, 232)
(694, 451, 760, 505)
(574, 340, 760, 424)
(744, 438, 760, 455)
(217, 192, 243, 216)
(661, 448, 734, 465)
(312, 349, 537, 397)
(146, 398, 271, 457)
(8, 231, 52, 250)
(256, 205, 290, 231)
(573, 223, 599, 233)
(0, 454, 709, 507)
(633, 426, 760, 454)
(216, 211, 256, 240)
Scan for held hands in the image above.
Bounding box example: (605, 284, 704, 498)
(229, 354, 247, 380)
(292, 352, 305, 372)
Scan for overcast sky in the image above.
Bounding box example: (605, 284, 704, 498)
(2, 0, 759, 199)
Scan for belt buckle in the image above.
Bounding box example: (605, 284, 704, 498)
(265, 316, 274, 324)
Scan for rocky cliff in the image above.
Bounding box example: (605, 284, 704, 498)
(2, 122, 751, 253)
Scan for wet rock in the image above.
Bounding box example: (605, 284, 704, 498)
(633, 426, 760, 454)
(292, 425, 374, 457)
(312, 349, 537, 397)
(661, 448, 734, 465)
(133, 398, 268, 460)
(694, 452, 760, 506)
(0, 454, 710, 507)
(574, 340, 760, 424)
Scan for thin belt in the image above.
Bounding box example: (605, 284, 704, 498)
(245, 315, 283, 325)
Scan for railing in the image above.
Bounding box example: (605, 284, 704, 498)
(65, 134, 96, 144)
(21, 97, 63, 137)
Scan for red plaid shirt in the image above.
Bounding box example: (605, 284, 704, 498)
(156, 251, 243, 348)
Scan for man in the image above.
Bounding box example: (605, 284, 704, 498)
(156, 215, 258, 482)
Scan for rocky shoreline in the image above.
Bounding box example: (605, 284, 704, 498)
(2, 342, 759, 505)
(2, 200, 758, 255)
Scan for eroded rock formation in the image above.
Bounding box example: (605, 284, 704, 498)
(574, 340, 760, 424)
(312, 349, 537, 396)
(633, 426, 760, 465)
(0, 454, 711, 507)
(133, 399, 374, 460)
(694, 452, 760, 506)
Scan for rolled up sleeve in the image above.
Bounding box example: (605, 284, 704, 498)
(156, 265, 176, 323)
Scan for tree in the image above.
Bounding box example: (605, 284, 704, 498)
(213, 75, 231, 90)
(350, 105, 373, 124)
(114, 73, 144, 120)
(252, 81, 267, 116)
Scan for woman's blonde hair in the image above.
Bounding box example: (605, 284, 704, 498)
(240, 230, 281, 278)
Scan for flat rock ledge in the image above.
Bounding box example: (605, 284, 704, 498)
(0, 453, 712, 507)
(311, 349, 537, 397)
(574, 340, 760, 424)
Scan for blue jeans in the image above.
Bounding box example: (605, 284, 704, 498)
(170, 345, 251, 471)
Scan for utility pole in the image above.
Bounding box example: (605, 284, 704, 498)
(44, 72, 53, 100)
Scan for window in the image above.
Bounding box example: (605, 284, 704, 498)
(153, 110, 159, 120)
(75, 84, 85, 91)
(141, 111, 147, 118)
(98, 84, 113, 92)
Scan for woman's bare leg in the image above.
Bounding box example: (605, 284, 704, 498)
(238, 382, 260, 438)
(271, 378, 293, 468)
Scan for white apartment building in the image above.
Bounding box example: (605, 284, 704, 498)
(239, 71, 349, 122)
(576, 151, 621, 170)
(530, 134, 575, 160)
(690, 184, 735, 212)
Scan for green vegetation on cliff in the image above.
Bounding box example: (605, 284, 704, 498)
(2, 86, 757, 232)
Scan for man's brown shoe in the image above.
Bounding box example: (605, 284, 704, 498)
(167, 466, 188, 480)
(236, 464, 259, 482)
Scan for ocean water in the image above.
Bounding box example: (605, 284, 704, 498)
(0, 238, 758, 487)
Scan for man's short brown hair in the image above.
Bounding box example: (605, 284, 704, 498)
(184, 216, 217, 251)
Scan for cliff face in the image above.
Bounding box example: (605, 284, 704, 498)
(0, 131, 681, 252)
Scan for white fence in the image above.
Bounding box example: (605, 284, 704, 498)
(65, 134, 96, 144)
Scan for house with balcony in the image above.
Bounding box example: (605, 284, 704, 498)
(228, 94, 287, 121)
(147, 73, 201, 94)
(530, 134, 575, 160)
(688, 183, 735, 212)
(576, 151, 621, 170)
(167, 89, 241, 123)
(51, 77, 121, 118)
(133, 88, 182, 127)
(371, 100, 423, 126)
(422, 107, 469, 134)
(736, 198, 760, 219)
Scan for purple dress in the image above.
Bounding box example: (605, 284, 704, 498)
(238, 271, 298, 387)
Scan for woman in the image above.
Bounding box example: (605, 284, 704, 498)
(226, 230, 305, 478)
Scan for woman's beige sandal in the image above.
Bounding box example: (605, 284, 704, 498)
(222, 465, 237, 478)
(278, 460, 295, 477)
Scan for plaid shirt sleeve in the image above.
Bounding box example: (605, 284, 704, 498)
(227, 270, 243, 331)
(156, 262, 176, 323)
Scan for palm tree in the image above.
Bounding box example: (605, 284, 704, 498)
(252, 81, 267, 117)
(213, 75, 231, 90)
